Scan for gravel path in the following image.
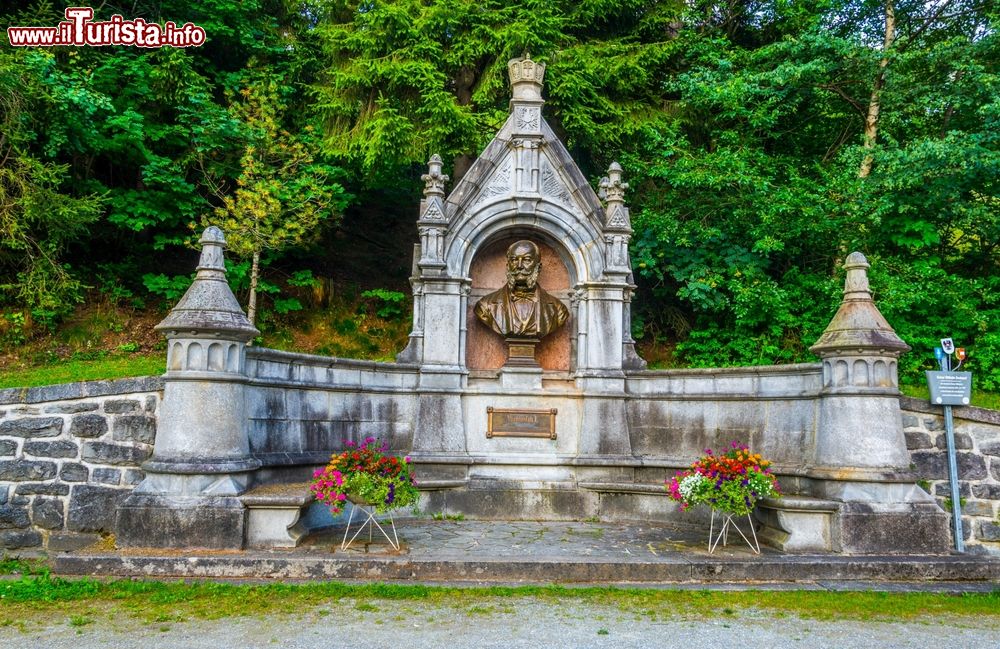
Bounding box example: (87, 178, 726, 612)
(4, 597, 996, 649)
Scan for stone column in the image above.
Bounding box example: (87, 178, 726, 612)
(407, 156, 468, 466)
(398, 155, 451, 364)
(417, 154, 449, 273)
(599, 163, 646, 371)
(116, 227, 260, 549)
(575, 162, 641, 457)
(806, 252, 948, 553)
(598, 162, 632, 277)
(809, 252, 911, 474)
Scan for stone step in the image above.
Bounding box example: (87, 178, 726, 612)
(52, 551, 1000, 585)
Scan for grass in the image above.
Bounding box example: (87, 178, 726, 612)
(0, 290, 410, 390)
(0, 557, 48, 576)
(0, 574, 998, 626)
(261, 300, 410, 362)
(0, 353, 164, 389)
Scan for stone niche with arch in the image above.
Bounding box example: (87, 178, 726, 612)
(393, 53, 644, 487)
(465, 233, 574, 372)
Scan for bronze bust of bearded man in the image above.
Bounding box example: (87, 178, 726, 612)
(474, 240, 569, 340)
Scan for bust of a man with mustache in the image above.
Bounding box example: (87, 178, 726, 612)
(474, 240, 569, 340)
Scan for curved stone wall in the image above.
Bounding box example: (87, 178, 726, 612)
(3, 372, 999, 555)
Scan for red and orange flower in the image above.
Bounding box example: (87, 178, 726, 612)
(310, 437, 419, 515)
(666, 441, 780, 516)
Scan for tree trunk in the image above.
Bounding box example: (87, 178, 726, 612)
(859, 0, 896, 178)
(940, 70, 965, 137)
(247, 249, 260, 334)
(451, 65, 478, 183)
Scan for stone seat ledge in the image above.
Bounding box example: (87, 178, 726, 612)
(241, 482, 315, 507)
(578, 482, 669, 495)
(415, 479, 469, 490)
(241, 482, 315, 549)
(759, 496, 840, 511)
(756, 496, 841, 553)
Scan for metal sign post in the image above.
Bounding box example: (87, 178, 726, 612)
(926, 338, 971, 553)
(942, 401, 964, 553)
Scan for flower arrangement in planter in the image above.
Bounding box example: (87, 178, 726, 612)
(310, 437, 419, 515)
(666, 441, 780, 553)
(666, 441, 780, 515)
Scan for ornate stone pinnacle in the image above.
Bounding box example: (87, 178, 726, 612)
(421, 154, 449, 198)
(599, 162, 629, 203)
(508, 54, 545, 102)
(810, 252, 909, 357)
(197, 226, 227, 275)
(154, 227, 259, 342)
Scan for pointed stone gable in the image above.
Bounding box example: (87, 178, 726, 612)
(443, 113, 606, 236)
(437, 54, 606, 247)
(401, 54, 644, 373)
(420, 202, 445, 222)
(607, 205, 628, 229)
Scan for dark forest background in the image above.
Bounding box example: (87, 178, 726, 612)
(1, 0, 997, 388)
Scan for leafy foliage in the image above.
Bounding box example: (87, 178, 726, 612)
(203, 77, 349, 262)
(625, 1, 999, 383)
(0, 0, 997, 389)
(142, 273, 194, 303)
(361, 289, 407, 320)
(0, 46, 104, 317)
(0, 0, 349, 331)
(312, 0, 682, 179)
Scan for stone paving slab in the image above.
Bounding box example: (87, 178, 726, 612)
(51, 520, 1000, 588)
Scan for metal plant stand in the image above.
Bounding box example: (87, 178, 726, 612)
(340, 498, 400, 551)
(708, 510, 760, 554)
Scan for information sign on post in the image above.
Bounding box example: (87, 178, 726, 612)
(925, 371, 972, 406)
(927, 338, 970, 553)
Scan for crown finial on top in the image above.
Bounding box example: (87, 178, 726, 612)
(507, 54, 546, 102)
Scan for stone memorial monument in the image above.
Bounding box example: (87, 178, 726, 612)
(111, 54, 949, 555)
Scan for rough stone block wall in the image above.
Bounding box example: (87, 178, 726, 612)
(0, 377, 162, 552)
(902, 396, 1000, 554)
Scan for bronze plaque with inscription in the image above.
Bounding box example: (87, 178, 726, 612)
(486, 407, 557, 439)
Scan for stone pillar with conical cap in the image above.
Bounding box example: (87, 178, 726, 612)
(803, 252, 948, 553)
(116, 227, 261, 549)
(809, 252, 911, 475)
